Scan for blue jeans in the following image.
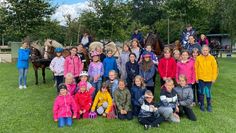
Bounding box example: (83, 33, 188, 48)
(18, 68, 28, 86)
(91, 80, 102, 99)
(58, 117, 72, 128)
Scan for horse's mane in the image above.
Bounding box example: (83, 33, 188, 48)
(44, 39, 63, 48)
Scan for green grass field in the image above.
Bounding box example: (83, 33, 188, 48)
(0, 58, 236, 133)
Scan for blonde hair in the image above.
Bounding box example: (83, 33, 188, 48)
(109, 70, 117, 78)
(145, 90, 153, 97)
(164, 47, 171, 53)
(65, 73, 74, 84)
(178, 74, 187, 82)
(173, 49, 180, 54)
(202, 45, 210, 51)
(165, 78, 174, 85)
(134, 75, 146, 89)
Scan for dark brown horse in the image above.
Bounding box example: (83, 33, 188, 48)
(144, 32, 164, 56)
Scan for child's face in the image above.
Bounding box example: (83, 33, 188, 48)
(174, 53, 180, 60)
(129, 55, 136, 62)
(70, 48, 77, 56)
(188, 36, 195, 44)
(60, 89, 67, 96)
(92, 55, 99, 62)
(135, 78, 141, 87)
(146, 46, 152, 52)
(202, 47, 209, 56)
(96, 47, 102, 53)
(101, 87, 107, 92)
(165, 82, 174, 92)
(66, 77, 74, 84)
(56, 52, 62, 57)
(192, 51, 199, 58)
(80, 87, 86, 92)
(80, 76, 88, 82)
(22, 43, 28, 48)
(118, 81, 125, 90)
(144, 57, 150, 62)
(123, 45, 129, 52)
(132, 41, 138, 48)
(179, 78, 187, 87)
(109, 72, 116, 81)
(164, 52, 171, 58)
(181, 52, 189, 61)
(145, 96, 153, 103)
(107, 52, 113, 57)
(77, 45, 83, 52)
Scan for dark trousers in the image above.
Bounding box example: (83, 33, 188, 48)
(55, 76, 64, 92)
(118, 111, 133, 120)
(146, 86, 154, 95)
(74, 76, 80, 84)
(178, 106, 197, 121)
(139, 115, 165, 126)
(192, 83, 199, 103)
(132, 105, 141, 117)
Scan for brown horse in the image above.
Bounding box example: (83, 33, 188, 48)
(144, 32, 164, 56)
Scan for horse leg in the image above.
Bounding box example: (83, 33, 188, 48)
(42, 67, 46, 83)
(35, 69, 38, 85)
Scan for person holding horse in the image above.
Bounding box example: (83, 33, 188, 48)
(79, 31, 93, 50)
(181, 24, 197, 48)
(17, 41, 30, 89)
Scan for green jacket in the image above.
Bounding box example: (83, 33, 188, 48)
(114, 88, 132, 112)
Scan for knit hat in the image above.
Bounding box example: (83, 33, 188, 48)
(58, 83, 67, 90)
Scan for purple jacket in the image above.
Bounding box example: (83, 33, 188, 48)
(88, 62, 104, 81)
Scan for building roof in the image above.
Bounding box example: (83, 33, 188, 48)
(206, 34, 230, 37)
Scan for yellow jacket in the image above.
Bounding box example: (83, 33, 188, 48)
(91, 91, 113, 113)
(195, 54, 218, 82)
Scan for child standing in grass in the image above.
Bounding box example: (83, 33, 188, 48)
(138, 90, 165, 130)
(126, 53, 139, 89)
(114, 80, 133, 120)
(88, 51, 104, 97)
(64, 73, 76, 96)
(173, 49, 181, 62)
(158, 79, 180, 123)
(131, 75, 146, 116)
(64, 47, 83, 83)
(103, 50, 118, 81)
(91, 83, 113, 117)
(53, 84, 77, 128)
(139, 51, 156, 94)
(158, 47, 177, 86)
(17, 41, 30, 89)
(174, 75, 197, 121)
(117, 42, 131, 80)
(74, 81, 92, 119)
(195, 45, 218, 112)
(50, 48, 65, 92)
(105, 70, 119, 97)
(131, 38, 142, 61)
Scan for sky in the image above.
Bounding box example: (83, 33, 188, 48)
(51, 0, 91, 26)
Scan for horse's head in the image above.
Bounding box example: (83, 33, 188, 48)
(30, 46, 42, 62)
(43, 45, 54, 59)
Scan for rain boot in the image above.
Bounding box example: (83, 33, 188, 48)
(207, 98, 212, 112)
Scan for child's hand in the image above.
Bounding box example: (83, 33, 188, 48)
(102, 113, 107, 117)
(120, 109, 125, 114)
(123, 110, 127, 114)
(54, 119, 58, 122)
(212, 80, 215, 83)
(72, 115, 76, 119)
(83, 110, 86, 113)
(80, 110, 83, 114)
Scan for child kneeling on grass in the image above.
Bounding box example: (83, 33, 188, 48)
(91, 83, 113, 117)
(53, 84, 77, 128)
(138, 90, 165, 130)
(114, 80, 133, 120)
(174, 75, 197, 121)
(158, 79, 180, 123)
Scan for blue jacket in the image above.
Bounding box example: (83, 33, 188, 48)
(17, 48, 30, 69)
(103, 56, 118, 78)
(131, 85, 146, 106)
(139, 64, 156, 87)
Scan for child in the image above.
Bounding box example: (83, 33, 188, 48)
(126, 53, 139, 89)
(77, 43, 87, 70)
(139, 52, 156, 94)
(174, 75, 197, 121)
(191, 48, 200, 105)
(74, 81, 92, 119)
(78, 71, 95, 97)
(195, 45, 218, 112)
(176, 50, 195, 98)
(88, 51, 104, 97)
(139, 45, 158, 65)
(131, 38, 142, 61)
(64, 47, 83, 83)
(17, 41, 30, 89)
(96, 46, 106, 62)
(173, 49, 181, 62)
(117, 42, 131, 80)
(158, 47, 177, 86)
(50, 47, 65, 92)
(158, 79, 180, 123)
(114, 80, 133, 120)
(64, 73, 76, 96)
(105, 70, 119, 97)
(91, 83, 113, 117)
(103, 50, 118, 80)
(53, 84, 77, 128)
(131, 75, 146, 116)
(138, 90, 165, 130)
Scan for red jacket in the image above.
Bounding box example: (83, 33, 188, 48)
(158, 57, 176, 79)
(53, 94, 77, 120)
(74, 91, 92, 114)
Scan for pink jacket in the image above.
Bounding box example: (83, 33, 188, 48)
(64, 55, 83, 77)
(176, 59, 196, 84)
(53, 94, 77, 120)
(66, 83, 76, 96)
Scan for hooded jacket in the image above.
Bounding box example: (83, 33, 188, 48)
(66, 83, 76, 96)
(103, 56, 118, 78)
(91, 91, 113, 113)
(176, 59, 196, 84)
(17, 47, 30, 69)
(131, 85, 146, 106)
(53, 94, 77, 120)
(126, 61, 139, 82)
(160, 88, 178, 109)
(139, 62, 156, 86)
(158, 57, 176, 79)
(174, 85, 193, 108)
(74, 90, 92, 114)
(138, 96, 160, 118)
(114, 88, 132, 112)
(64, 55, 83, 77)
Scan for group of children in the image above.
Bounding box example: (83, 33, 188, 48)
(48, 39, 218, 129)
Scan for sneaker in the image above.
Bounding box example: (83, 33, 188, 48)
(156, 124, 160, 128)
(23, 85, 27, 89)
(144, 125, 151, 130)
(192, 102, 196, 107)
(19, 85, 23, 89)
(200, 105, 205, 112)
(207, 105, 212, 112)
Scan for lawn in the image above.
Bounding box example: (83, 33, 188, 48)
(0, 58, 236, 133)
